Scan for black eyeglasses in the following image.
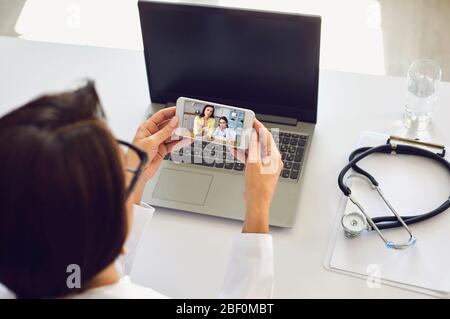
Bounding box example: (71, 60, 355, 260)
(117, 140, 149, 199)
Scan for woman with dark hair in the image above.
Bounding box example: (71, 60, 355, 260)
(193, 104, 216, 139)
(0, 82, 282, 299)
(213, 116, 234, 143)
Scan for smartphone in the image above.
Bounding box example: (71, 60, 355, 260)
(175, 97, 255, 149)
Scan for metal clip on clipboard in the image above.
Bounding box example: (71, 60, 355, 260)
(387, 135, 446, 157)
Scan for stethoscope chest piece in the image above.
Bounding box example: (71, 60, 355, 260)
(342, 211, 368, 238)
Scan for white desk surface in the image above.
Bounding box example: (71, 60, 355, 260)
(1, 36, 450, 298)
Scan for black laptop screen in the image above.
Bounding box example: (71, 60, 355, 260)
(139, 2, 321, 123)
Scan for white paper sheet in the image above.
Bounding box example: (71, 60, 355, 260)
(327, 131, 450, 296)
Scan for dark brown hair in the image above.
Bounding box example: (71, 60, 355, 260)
(219, 116, 228, 128)
(0, 82, 127, 298)
(199, 104, 215, 118)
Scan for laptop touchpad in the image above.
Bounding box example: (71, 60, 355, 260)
(152, 168, 213, 206)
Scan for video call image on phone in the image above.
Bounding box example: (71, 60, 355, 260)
(180, 99, 247, 147)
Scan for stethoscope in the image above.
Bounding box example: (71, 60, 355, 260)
(338, 137, 450, 249)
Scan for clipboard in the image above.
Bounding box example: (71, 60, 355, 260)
(324, 131, 450, 298)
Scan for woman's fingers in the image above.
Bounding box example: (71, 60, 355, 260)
(230, 147, 246, 163)
(149, 116, 179, 145)
(253, 118, 273, 157)
(259, 126, 272, 159)
(253, 118, 265, 130)
(134, 107, 177, 140)
(262, 136, 283, 174)
(247, 130, 261, 165)
(143, 107, 177, 133)
(165, 137, 194, 154)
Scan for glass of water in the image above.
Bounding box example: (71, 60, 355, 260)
(403, 59, 442, 131)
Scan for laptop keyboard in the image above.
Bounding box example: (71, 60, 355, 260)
(164, 131, 308, 182)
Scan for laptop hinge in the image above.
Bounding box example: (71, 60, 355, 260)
(256, 113, 298, 126)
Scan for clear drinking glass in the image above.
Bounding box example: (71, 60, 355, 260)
(403, 59, 442, 131)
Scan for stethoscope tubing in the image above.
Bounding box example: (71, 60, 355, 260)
(338, 143, 450, 230)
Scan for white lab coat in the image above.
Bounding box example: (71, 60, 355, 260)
(213, 127, 234, 142)
(0, 203, 273, 299)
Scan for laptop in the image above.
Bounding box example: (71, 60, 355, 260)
(138, 1, 321, 227)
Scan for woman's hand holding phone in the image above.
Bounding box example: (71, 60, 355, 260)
(129, 106, 191, 204)
(234, 119, 283, 233)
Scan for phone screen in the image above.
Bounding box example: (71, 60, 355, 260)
(180, 99, 248, 147)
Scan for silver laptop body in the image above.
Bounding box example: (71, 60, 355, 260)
(138, 1, 321, 227)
